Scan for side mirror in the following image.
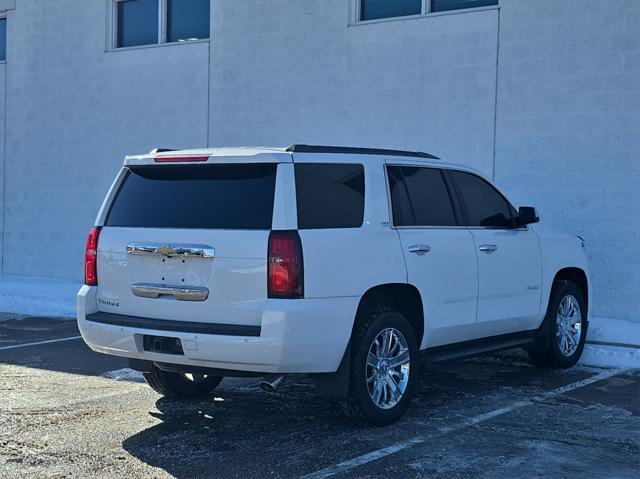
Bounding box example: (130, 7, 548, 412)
(516, 206, 539, 226)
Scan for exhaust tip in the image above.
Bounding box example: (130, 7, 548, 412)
(259, 381, 276, 393)
(259, 375, 284, 393)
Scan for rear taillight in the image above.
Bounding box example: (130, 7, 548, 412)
(84, 227, 101, 286)
(268, 230, 304, 299)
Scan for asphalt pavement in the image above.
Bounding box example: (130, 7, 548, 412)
(0, 316, 638, 478)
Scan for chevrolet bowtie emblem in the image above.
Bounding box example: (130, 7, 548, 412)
(155, 245, 175, 257)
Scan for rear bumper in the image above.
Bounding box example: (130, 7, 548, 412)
(77, 285, 357, 374)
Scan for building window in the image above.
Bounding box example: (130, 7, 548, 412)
(114, 0, 210, 49)
(357, 0, 497, 22)
(167, 0, 210, 43)
(117, 0, 158, 48)
(430, 0, 498, 13)
(0, 17, 6, 62)
(360, 0, 422, 21)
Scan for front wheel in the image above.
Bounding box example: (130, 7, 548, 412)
(143, 367, 223, 399)
(346, 308, 420, 426)
(528, 280, 588, 368)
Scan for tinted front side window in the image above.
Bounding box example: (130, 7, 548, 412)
(106, 164, 277, 229)
(449, 171, 513, 227)
(295, 163, 365, 229)
(360, 0, 422, 21)
(167, 0, 210, 42)
(117, 0, 159, 48)
(388, 166, 457, 227)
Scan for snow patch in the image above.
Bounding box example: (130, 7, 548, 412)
(579, 344, 640, 369)
(101, 368, 145, 383)
(587, 316, 640, 347)
(0, 275, 79, 319)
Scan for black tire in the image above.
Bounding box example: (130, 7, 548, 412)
(345, 308, 420, 426)
(143, 367, 223, 399)
(527, 280, 588, 369)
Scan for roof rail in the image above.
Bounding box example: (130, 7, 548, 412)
(149, 148, 175, 154)
(286, 144, 439, 159)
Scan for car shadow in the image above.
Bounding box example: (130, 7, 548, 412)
(120, 352, 579, 478)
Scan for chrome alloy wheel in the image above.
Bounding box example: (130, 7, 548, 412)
(556, 294, 582, 357)
(366, 328, 411, 409)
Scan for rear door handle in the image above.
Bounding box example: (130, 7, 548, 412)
(479, 244, 498, 253)
(408, 244, 431, 255)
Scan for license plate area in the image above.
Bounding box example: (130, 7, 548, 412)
(143, 335, 184, 355)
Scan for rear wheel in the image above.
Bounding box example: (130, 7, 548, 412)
(528, 280, 587, 368)
(143, 367, 223, 399)
(345, 308, 419, 426)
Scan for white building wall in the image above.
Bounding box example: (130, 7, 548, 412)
(0, 0, 13, 274)
(210, 0, 639, 322)
(0, 0, 209, 279)
(494, 0, 640, 321)
(0, 63, 5, 273)
(211, 0, 500, 174)
(0, 0, 638, 322)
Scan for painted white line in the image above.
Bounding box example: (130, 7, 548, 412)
(0, 335, 82, 351)
(302, 368, 628, 479)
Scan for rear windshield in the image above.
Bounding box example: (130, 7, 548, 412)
(105, 164, 277, 229)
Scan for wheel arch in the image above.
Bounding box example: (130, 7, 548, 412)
(353, 283, 425, 347)
(552, 267, 589, 317)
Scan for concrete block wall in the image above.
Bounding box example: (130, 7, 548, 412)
(211, 0, 500, 174)
(0, 0, 12, 273)
(210, 0, 639, 321)
(0, 63, 5, 273)
(495, 0, 640, 320)
(0, 0, 209, 279)
(0, 0, 637, 321)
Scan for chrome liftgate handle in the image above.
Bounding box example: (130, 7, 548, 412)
(130, 283, 209, 301)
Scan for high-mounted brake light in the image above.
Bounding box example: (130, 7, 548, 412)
(268, 231, 304, 299)
(154, 156, 209, 163)
(84, 227, 101, 286)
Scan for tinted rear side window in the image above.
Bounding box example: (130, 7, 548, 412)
(295, 163, 365, 229)
(387, 166, 457, 227)
(449, 170, 514, 227)
(105, 164, 277, 229)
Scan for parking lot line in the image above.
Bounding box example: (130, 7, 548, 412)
(302, 367, 628, 479)
(0, 335, 82, 351)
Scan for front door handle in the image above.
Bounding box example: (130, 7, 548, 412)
(479, 244, 498, 253)
(408, 244, 431, 255)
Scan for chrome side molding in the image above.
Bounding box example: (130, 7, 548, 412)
(126, 242, 215, 259)
(131, 283, 209, 301)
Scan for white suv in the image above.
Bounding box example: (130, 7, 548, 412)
(78, 145, 589, 425)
